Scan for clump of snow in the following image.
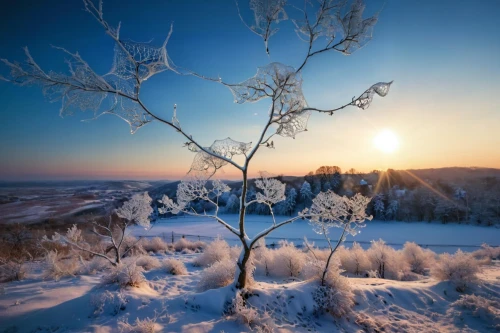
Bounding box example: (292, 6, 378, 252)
(198, 259, 235, 291)
(162, 258, 187, 275)
(431, 249, 480, 291)
(118, 316, 159, 333)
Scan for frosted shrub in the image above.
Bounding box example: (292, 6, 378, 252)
(367, 239, 408, 280)
(173, 238, 205, 252)
(0, 260, 27, 282)
(102, 259, 146, 287)
(118, 317, 158, 333)
(198, 259, 235, 291)
(340, 243, 371, 276)
(225, 291, 276, 332)
(91, 290, 128, 317)
(472, 244, 500, 264)
(313, 265, 355, 318)
(401, 242, 435, 274)
(43, 250, 80, 281)
(268, 240, 306, 278)
(193, 238, 231, 267)
(162, 258, 187, 275)
(81, 256, 109, 275)
(450, 294, 500, 328)
(135, 255, 161, 271)
(302, 258, 326, 280)
(431, 250, 479, 291)
(141, 237, 169, 253)
(122, 236, 147, 257)
(253, 239, 274, 277)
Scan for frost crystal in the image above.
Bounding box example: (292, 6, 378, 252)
(255, 175, 286, 204)
(354, 81, 392, 110)
(239, 0, 288, 54)
(189, 138, 252, 177)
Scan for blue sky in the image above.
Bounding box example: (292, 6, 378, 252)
(1, 0, 499, 180)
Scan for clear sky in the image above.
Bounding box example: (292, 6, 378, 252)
(0, 0, 499, 181)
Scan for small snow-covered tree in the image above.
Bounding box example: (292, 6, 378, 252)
(44, 192, 153, 266)
(373, 194, 385, 220)
(305, 191, 372, 285)
(300, 181, 313, 205)
(2, 0, 391, 289)
(284, 187, 297, 216)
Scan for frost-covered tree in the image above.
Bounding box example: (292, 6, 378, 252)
(373, 194, 385, 220)
(284, 187, 297, 216)
(44, 192, 153, 266)
(300, 181, 313, 205)
(306, 191, 372, 285)
(1, 0, 391, 289)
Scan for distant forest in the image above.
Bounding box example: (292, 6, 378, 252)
(153, 167, 500, 226)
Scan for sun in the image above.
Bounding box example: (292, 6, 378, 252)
(373, 129, 399, 153)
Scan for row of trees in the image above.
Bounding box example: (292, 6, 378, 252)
(155, 167, 500, 226)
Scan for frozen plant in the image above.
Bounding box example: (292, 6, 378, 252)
(43, 250, 80, 281)
(450, 294, 500, 329)
(90, 290, 128, 317)
(162, 258, 188, 275)
(173, 238, 205, 252)
(340, 242, 371, 276)
(305, 191, 372, 285)
(101, 258, 146, 287)
(198, 259, 238, 292)
(43, 193, 153, 266)
(401, 241, 435, 274)
(0, 259, 27, 282)
(193, 238, 231, 267)
(141, 237, 169, 253)
(431, 249, 480, 292)
(367, 239, 408, 280)
(135, 255, 161, 271)
(268, 240, 306, 278)
(2, 0, 391, 290)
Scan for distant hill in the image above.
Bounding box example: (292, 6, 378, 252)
(399, 167, 500, 182)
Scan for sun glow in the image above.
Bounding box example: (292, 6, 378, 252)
(373, 129, 400, 154)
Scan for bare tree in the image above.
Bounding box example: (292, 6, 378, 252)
(44, 192, 153, 266)
(1, 0, 392, 288)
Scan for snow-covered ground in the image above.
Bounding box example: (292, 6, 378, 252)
(131, 216, 500, 253)
(1, 253, 498, 333)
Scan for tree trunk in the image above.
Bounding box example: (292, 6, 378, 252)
(236, 244, 251, 289)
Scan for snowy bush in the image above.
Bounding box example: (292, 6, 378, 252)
(450, 294, 500, 329)
(431, 250, 480, 291)
(193, 238, 231, 267)
(81, 256, 109, 275)
(118, 317, 158, 333)
(162, 258, 187, 275)
(141, 237, 169, 253)
(225, 291, 276, 332)
(313, 265, 355, 318)
(339, 243, 371, 276)
(122, 236, 147, 257)
(268, 240, 306, 278)
(198, 259, 235, 291)
(401, 242, 435, 274)
(135, 255, 161, 271)
(367, 239, 408, 280)
(91, 290, 128, 317)
(43, 250, 80, 281)
(302, 258, 326, 280)
(173, 238, 205, 252)
(471, 243, 500, 264)
(0, 260, 27, 282)
(102, 259, 146, 287)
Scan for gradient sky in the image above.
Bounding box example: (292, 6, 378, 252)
(1, 0, 499, 181)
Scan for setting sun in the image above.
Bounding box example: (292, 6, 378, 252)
(373, 129, 400, 154)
